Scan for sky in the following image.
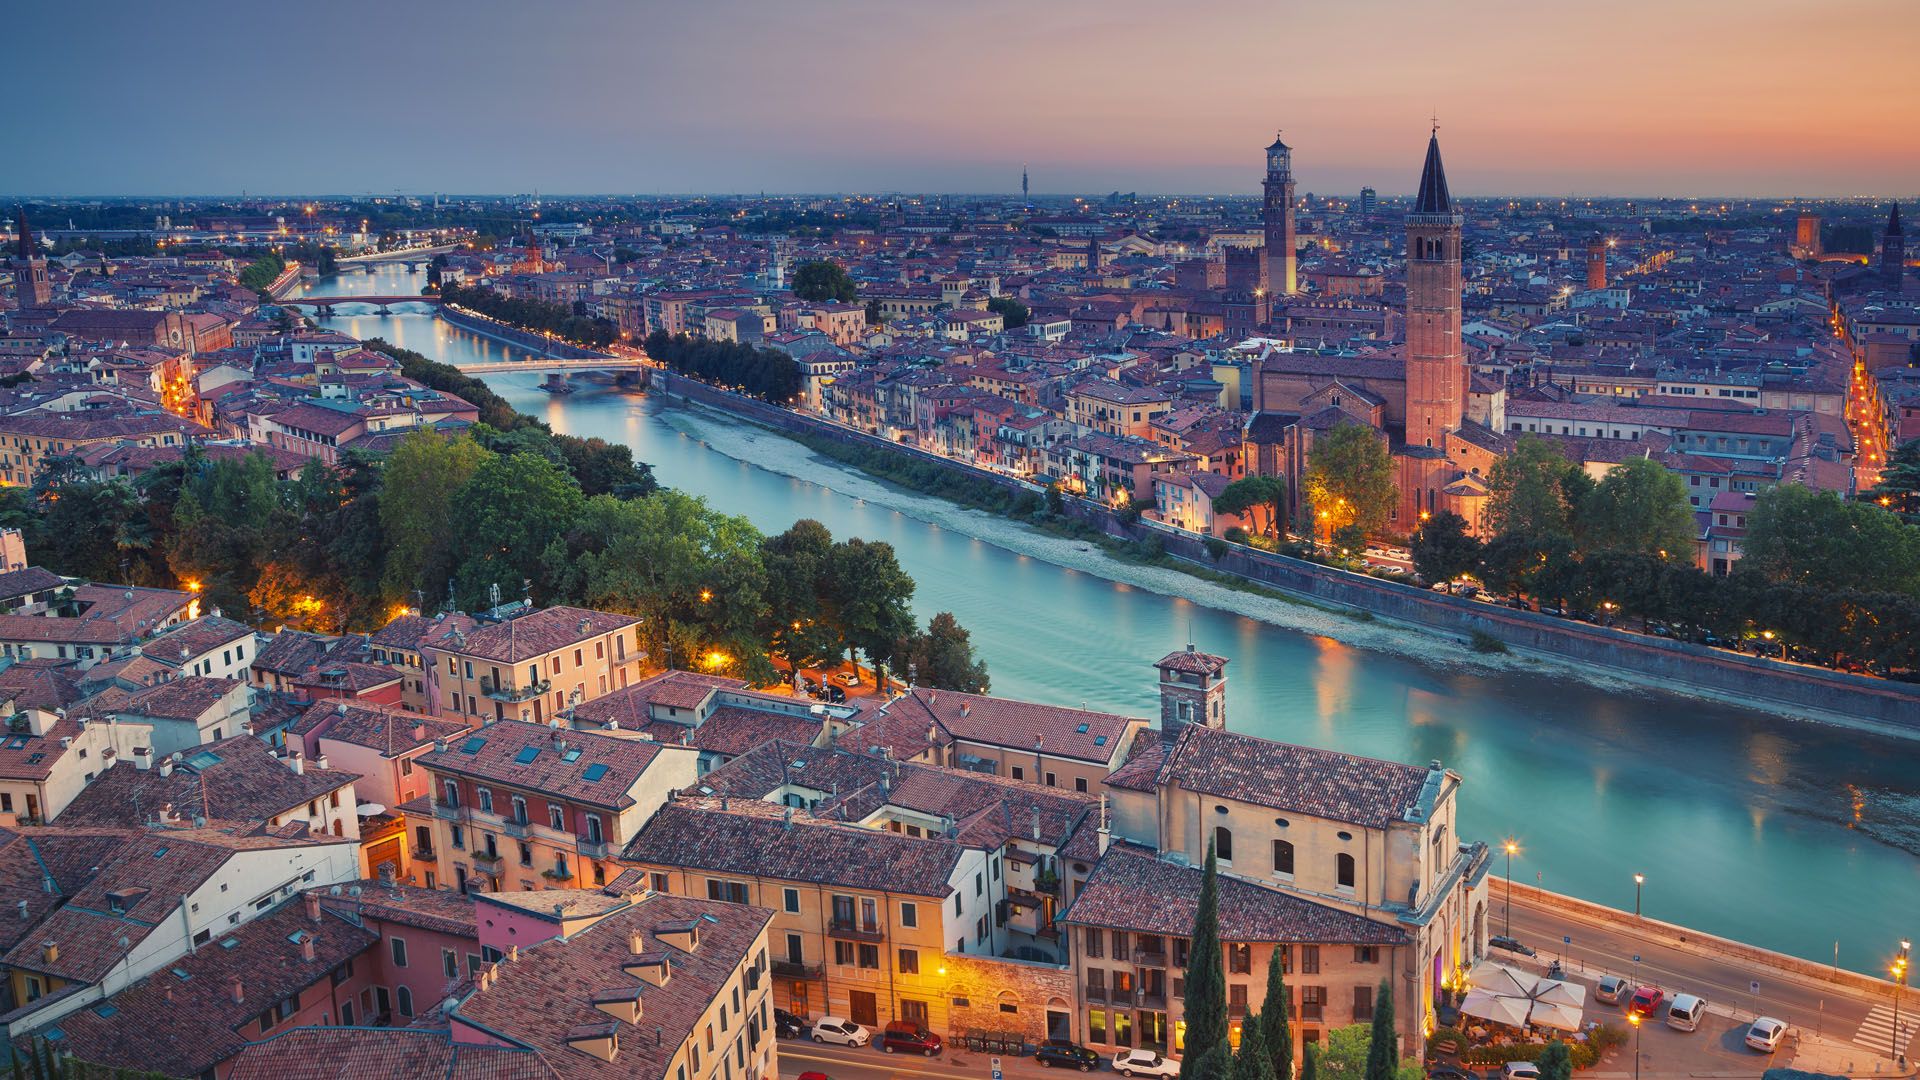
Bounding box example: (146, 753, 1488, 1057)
(7, 0, 1917, 198)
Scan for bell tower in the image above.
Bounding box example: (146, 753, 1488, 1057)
(1155, 645, 1229, 733)
(1263, 131, 1297, 296)
(1881, 203, 1906, 290)
(11, 209, 50, 309)
(1404, 128, 1464, 453)
(1586, 235, 1607, 291)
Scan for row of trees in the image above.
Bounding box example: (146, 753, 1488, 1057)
(1179, 844, 1426, 1080)
(437, 282, 618, 348)
(643, 331, 805, 404)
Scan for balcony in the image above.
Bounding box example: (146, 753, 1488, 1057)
(771, 960, 822, 980)
(432, 801, 463, 821)
(1084, 984, 1108, 1004)
(471, 850, 504, 871)
(411, 846, 436, 861)
(542, 865, 576, 883)
(826, 918, 885, 943)
(1139, 989, 1167, 1009)
(502, 818, 532, 839)
(1136, 947, 1168, 968)
(576, 837, 610, 859)
(480, 676, 551, 703)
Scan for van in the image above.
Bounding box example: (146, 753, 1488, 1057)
(1666, 993, 1706, 1032)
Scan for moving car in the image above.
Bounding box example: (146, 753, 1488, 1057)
(880, 1021, 942, 1055)
(774, 1008, 808, 1039)
(810, 1017, 870, 1047)
(1746, 1017, 1788, 1053)
(1504, 1065, 1541, 1080)
(1114, 1049, 1181, 1078)
(1036, 1040, 1100, 1071)
(1488, 935, 1537, 957)
(1595, 975, 1628, 1005)
(1665, 993, 1706, 1032)
(1627, 986, 1665, 1018)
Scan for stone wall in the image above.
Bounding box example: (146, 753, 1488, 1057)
(939, 952, 1077, 1042)
(651, 372, 1920, 734)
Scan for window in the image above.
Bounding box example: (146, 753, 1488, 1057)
(834, 941, 856, 966)
(443, 949, 459, 978)
(1336, 853, 1356, 890)
(899, 948, 919, 974)
(477, 789, 494, 814)
(857, 944, 880, 969)
(1354, 946, 1379, 964)
(1085, 928, 1103, 958)
(900, 901, 918, 928)
(783, 888, 800, 913)
(1229, 983, 1248, 1015)
(1300, 945, 1320, 975)
(549, 805, 565, 830)
(786, 934, 804, 964)
(390, 936, 408, 967)
(1214, 826, 1233, 863)
(651, 872, 669, 893)
(1272, 839, 1294, 876)
(1301, 986, 1325, 1021)
(397, 985, 414, 1018)
(707, 879, 750, 905)
(1353, 985, 1374, 1021)
(1229, 943, 1250, 974)
(1010, 766, 1024, 781)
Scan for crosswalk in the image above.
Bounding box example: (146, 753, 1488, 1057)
(1851, 1004, 1916, 1056)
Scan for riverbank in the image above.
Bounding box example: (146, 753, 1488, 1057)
(438, 304, 613, 360)
(650, 371, 1920, 736)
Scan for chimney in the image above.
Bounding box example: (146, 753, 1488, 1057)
(40, 940, 56, 965)
(230, 975, 244, 1004)
(1031, 806, 1042, 842)
(286, 750, 304, 776)
(300, 933, 317, 962)
(159, 758, 174, 778)
(133, 746, 152, 771)
(313, 754, 330, 771)
(304, 893, 322, 922)
(413, 723, 426, 742)
(1097, 793, 1112, 855)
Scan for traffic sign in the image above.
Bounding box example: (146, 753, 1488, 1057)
(1563, 935, 1572, 945)
(993, 1056, 1004, 1080)
(1632, 954, 1640, 963)
(1751, 980, 1761, 994)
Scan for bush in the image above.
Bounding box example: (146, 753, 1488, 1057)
(1204, 536, 1229, 561)
(1116, 502, 1144, 525)
(1470, 630, 1508, 654)
(1223, 527, 1251, 545)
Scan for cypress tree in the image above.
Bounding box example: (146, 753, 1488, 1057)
(1178, 840, 1227, 1080)
(1301, 1044, 1318, 1080)
(1260, 948, 1292, 1080)
(1363, 979, 1397, 1080)
(1230, 1010, 1275, 1080)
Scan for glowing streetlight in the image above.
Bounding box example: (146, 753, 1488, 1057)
(1503, 838, 1520, 937)
(1633, 873, 1645, 917)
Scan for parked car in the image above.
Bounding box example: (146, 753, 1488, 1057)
(798, 1073, 833, 1080)
(1665, 993, 1706, 1032)
(1114, 1049, 1181, 1078)
(774, 1008, 808, 1039)
(1426, 1068, 1477, 1080)
(835, 671, 860, 686)
(1746, 1017, 1789, 1052)
(1627, 986, 1665, 1018)
(1036, 1040, 1100, 1071)
(827, 684, 847, 703)
(1488, 935, 1536, 957)
(811, 1017, 870, 1047)
(1503, 1064, 1540, 1080)
(1595, 975, 1628, 1005)
(880, 1021, 942, 1055)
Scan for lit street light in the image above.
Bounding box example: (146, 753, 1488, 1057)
(1895, 938, 1912, 1065)
(1628, 1013, 1642, 1080)
(1634, 873, 1645, 918)
(1503, 838, 1519, 937)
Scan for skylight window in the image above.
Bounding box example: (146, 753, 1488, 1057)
(1075, 724, 1090, 734)
(563, 748, 582, 762)
(514, 746, 541, 765)
(1094, 735, 1107, 746)
(582, 763, 610, 782)
(187, 751, 223, 769)
(459, 737, 487, 754)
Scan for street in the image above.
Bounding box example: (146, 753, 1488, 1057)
(779, 1040, 1064, 1080)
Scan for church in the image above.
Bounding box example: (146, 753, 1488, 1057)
(1244, 131, 1510, 536)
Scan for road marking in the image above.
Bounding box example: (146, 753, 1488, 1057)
(1851, 1004, 1916, 1053)
(782, 1048, 963, 1080)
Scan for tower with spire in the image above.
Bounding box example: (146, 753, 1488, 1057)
(1022, 163, 1030, 209)
(11, 208, 51, 310)
(1881, 202, 1906, 290)
(1262, 131, 1297, 296)
(1404, 129, 1464, 456)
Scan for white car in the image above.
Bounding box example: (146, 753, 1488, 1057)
(811, 1017, 870, 1047)
(1746, 1017, 1788, 1053)
(1113, 1049, 1181, 1078)
(835, 672, 860, 687)
(1503, 1065, 1540, 1080)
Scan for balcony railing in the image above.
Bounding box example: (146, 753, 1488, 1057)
(1084, 984, 1108, 1003)
(480, 676, 551, 703)
(411, 846, 436, 861)
(471, 850, 504, 870)
(576, 837, 610, 859)
(771, 960, 822, 980)
(432, 801, 463, 821)
(827, 918, 885, 943)
(502, 818, 532, 839)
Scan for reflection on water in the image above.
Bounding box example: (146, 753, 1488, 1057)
(307, 272, 1920, 974)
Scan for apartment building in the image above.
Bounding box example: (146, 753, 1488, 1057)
(851, 686, 1147, 794)
(420, 605, 645, 725)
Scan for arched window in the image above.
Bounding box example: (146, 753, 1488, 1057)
(1336, 852, 1356, 889)
(1214, 826, 1233, 863)
(396, 985, 414, 1018)
(1272, 839, 1295, 876)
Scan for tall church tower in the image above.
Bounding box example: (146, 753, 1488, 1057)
(1404, 129, 1465, 452)
(1586, 235, 1607, 291)
(11, 209, 51, 309)
(1263, 132, 1297, 296)
(1881, 203, 1906, 290)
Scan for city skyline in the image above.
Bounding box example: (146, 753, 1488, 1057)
(8, 0, 1918, 199)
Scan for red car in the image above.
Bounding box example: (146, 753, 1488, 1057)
(798, 1073, 832, 1080)
(1628, 986, 1665, 1018)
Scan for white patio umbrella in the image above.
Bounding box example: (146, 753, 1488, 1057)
(1459, 987, 1532, 1028)
(1466, 960, 1539, 999)
(1532, 980, 1587, 1009)
(1528, 1000, 1583, 1032)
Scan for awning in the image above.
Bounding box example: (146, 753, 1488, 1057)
(1466, 961, 1539, 998)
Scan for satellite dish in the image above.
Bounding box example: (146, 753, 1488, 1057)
(355, 802, 387, 817)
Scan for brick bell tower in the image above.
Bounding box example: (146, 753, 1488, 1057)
(1586, 235, 1607, 291)
(1263, 131, 1297, 296)
(11, 208, 51, 309)
(1881, 202, 1906, 290)
(1404, 127, 1465, 455)
(1155, 645, 1229, 733)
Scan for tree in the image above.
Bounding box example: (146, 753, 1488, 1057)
(1213, 475, 1288, 538)
(1867, 439, 1920, 523)
(1331, 524, 1367, 559)
(1230, 1009, 1276, 1080)
(1483, 435, 1585, 540)
(447, 451, 584, 609)
(1314, 1025, 1371, 1080)
(1300, 1046, 1317, 1080)
(1535, 1040, 1572, 1080)
(1578, 457, 1693, 559)
(830, 537, 916, 681)
(1179, 841, 1228, 1080)
(792, 260, 859, 303)
(1260, 948, 1293, 1080)
(987, 295, 1030, 329)
(895, 612, 991, 692)
(1362, 981, 1396, 1080)
(1742, 483, 1920, 596)
(381, 431, 491, 606)
(1410, 510, 1481, 591)
(1303, 423, 1396, 537)
(760, 519, 845, 669)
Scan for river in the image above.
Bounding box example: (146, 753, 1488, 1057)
(296, 266, 1920, 975)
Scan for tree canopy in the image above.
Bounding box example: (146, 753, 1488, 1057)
(1741, 483, 1920, 596)
(1214, 475, 1288, 538)
(1303, 424, 1396, 536)
(1577, 456, 1693, 559)
(791, 260, 859, 303)
(1483, 435, 1589, 540)
(1409, 510, 1481, 590)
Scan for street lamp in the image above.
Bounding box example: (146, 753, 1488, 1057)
(1895, 939, 1912, 1065)
(1503, 838, 1519, 937)
(1628, 1013, 1642, 1080)
(1634, 873, 1645, 918)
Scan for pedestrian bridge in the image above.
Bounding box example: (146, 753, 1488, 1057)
(459, 358, 650, 375)
(277, 295, 443, 308)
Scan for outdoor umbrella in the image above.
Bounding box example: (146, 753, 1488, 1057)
(1458, 987, 1532, 1028)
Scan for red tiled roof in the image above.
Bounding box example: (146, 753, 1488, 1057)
(877, 687, 1140, 765)
(228, 1027, 555, 1080)
(418, 720, 671, 811)
(432, 607, 639, 664)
